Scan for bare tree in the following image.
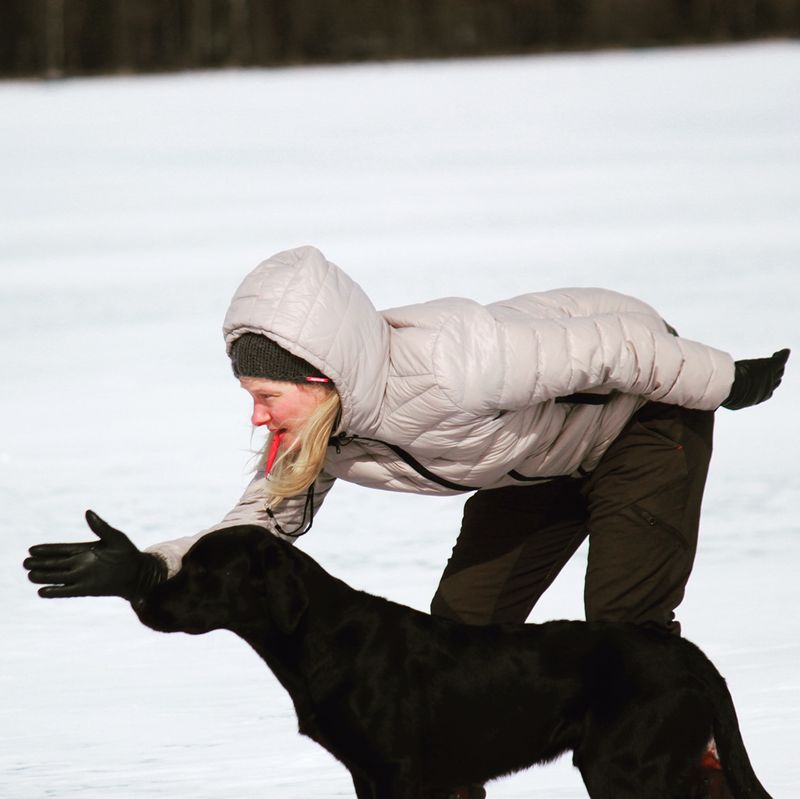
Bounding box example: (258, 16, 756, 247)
(44, 0, 65, 77)
(189, 0, 213, 67)
(228, 0, 252, 65)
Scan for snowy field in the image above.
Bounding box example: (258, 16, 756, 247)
(2, 41, 799, 797)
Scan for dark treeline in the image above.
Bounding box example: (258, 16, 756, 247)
(3, 0, 800, 79)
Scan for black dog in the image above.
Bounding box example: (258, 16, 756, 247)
(130, 522, 772, 799)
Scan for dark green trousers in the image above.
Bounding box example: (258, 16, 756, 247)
(430, 403, 714, 635)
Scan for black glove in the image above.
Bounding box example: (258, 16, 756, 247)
(721, 348, 790, 410)
(23, 510, 167, 600)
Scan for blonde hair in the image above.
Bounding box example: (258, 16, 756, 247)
(259, 386, 341, 508)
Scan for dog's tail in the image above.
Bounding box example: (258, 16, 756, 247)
(698, 650, 773, 799)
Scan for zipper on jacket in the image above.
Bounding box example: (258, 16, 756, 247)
(329, 433, 481, 492)
(507, 469, 552, 485)
(326, 395, 611, 493)
(554, 393, 611, 405)
(330, 434, 572, 493)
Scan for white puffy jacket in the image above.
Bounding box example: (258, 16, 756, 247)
(149, 245, 734, 575)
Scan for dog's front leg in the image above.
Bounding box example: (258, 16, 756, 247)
(351, 772, 376, 799)
(351, 775, 413, 799)
(369, 776, 436, 799)
(348, 762, 433, 798)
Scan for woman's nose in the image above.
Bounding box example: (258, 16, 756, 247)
(251, 403, 270, 427)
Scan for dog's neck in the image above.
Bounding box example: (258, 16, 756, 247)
(234, 558, 409, 709)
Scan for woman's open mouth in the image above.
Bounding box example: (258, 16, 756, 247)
(264, 430, 286, 476)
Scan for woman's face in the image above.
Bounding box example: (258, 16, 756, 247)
(240, 377, 329, 446)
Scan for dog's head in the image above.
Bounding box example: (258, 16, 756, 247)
(136, 526, 309, 637)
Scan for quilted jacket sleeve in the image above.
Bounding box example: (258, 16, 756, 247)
(433, 290, 735, 414)
(145, 470, 336, 577)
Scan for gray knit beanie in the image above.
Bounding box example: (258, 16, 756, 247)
(230, 333, 330, 383)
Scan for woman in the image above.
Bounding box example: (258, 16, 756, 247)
(25, 245, 789, 798)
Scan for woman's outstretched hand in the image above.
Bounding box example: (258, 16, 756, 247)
(23, 510, 167, 600)
(721, 348, 790, 410)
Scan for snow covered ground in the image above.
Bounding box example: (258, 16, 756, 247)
(2, 41, 799, 798)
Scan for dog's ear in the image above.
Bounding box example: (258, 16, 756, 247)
(254, 537, 309, 634)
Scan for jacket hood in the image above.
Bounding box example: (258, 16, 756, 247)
(223, 246, 390, 435)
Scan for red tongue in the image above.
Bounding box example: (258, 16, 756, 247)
(264, 431, 285, 477)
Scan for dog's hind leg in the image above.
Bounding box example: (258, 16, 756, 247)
(577, 690, 713, 799)
(576, 755, 642, 799)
